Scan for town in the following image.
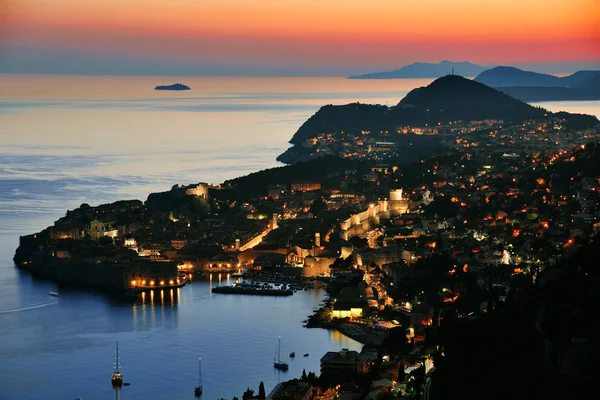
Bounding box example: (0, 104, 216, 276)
(13, 114, 600, 400)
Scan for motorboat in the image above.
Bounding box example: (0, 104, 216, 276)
(289, 352, 295, 358)
(303, 353, 309, 357)
(49, 292, 59, 297)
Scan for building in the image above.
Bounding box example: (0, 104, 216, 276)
(332, 285, 366, 318)
(267, 380, 312, 400)
(268, 184, 287, 199)
(88, 220, 118, 240)
(291, 182, 321, 192)
(320, 348, 369, 375)
(185, 182, 209, 198)
(409, 303, 433, 342)
(171, 239, 187, 250)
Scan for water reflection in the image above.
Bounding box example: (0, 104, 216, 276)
(134, 289, 181, 330)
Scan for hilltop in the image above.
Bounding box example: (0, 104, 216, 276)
(348, 60, 486, 79)
(288, 75, 547, 146)
(394, 74, 546, 122)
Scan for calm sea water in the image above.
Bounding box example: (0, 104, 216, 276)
(0, 74, 599, 400)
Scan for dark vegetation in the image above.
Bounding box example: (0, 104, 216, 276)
(432, 238, 600, 400)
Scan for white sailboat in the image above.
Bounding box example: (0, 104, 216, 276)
(111, 341, 123, 387)
(194, 357, 203, 397)
(273, 337, 289, 371)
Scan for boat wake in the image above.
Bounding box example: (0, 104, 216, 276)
(0, 301, 57, 315)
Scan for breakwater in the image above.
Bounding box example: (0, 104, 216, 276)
(212, 286, 293, 296)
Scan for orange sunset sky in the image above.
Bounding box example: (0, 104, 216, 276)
(1, 0, 599, 75)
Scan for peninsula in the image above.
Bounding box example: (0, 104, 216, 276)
(277, 75, 598, 164)
(154, 83, 191, 91)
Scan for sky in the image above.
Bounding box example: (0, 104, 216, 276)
(1, 0, 599, 76)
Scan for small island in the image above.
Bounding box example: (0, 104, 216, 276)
(154, 83, 191, 91)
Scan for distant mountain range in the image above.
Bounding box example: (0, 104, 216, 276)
(474, 66, 600, 101)
(348, 61, 487, 79)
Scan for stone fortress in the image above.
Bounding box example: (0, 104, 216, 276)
(183, 182, 209, 198)
(339, 188, 409, 240)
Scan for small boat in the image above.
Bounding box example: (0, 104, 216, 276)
(48, 292, 59, 297)
(303, 353, 309, 357)
(289, 352, 295, 358)
(274, 337, 289, 371)
(194, 357, 203, 397)
(124, 383, 131, 386)
(111, 341, 123, 387)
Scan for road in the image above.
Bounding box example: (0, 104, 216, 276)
(422, 376, 432, 400)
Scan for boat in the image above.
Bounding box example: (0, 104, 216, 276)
(273, 337, 289, 371)
(231, 269, 243, 278)
(303, 353, 309, 357)
(48, 292, 59, 297)
(289, 352, 295, 358)
(194, 357, 203, 397)
(111, 341, 123, 387)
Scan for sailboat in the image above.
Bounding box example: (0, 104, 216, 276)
(111, 341, 123, 387)
(194, 358, 203, 397)
(273, 337, 289, 371)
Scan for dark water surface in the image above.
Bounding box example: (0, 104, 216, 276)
(0, 259, 360, 400)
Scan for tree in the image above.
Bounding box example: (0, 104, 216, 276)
(258, 381, 266, 400)
(98, 236, 114, 246)
(310, 197, 327, 215)
(301, 369, 308, 381)
(242, 388, 255, 400)
(349, 236, 368, 250)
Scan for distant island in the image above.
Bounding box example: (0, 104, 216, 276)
(474, 66, 600, 102)
(348, 60, 487, 79)
(154, 83, 191, 91)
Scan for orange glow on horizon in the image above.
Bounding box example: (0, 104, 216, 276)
(3, 0, 599, 67)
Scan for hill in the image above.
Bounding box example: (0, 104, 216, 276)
(475, 66, 600, 88)
(394, 74, 546, 122)
(475, 66, 562, 87)
(348, 61, 486, 79)
(289, 75, 546, 145)
(476, 67, 600, 101)
(561, 70, 600, 87)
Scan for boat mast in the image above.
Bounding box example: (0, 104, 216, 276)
(115, 341, 120, 373)
(277, 337, 281, 363)
(199, 358, 202, 387)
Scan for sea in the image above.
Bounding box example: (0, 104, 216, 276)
(1, 74, 599, 400)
